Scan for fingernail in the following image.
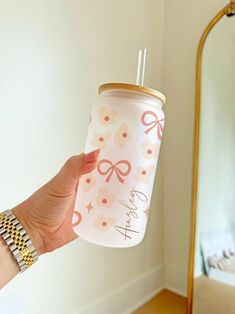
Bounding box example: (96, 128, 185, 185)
(84, 149, 100, 163)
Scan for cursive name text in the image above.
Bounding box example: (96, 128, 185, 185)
(115, 188, 148, 240)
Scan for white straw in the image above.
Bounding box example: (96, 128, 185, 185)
(140, 48, 147, 86)
(136, 49, 142, 85)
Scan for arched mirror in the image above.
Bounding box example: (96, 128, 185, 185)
(188, 1, 235, 313)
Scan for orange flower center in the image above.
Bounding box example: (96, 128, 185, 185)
(122, 132, 127, 138)
(102, 198, 107, 204)
(86, 178, 91, 183)
(141, 170, 147, 175)
(99, 136, 104, 142)
(104, 116, 110, 121)
(102, 222, 107, 226)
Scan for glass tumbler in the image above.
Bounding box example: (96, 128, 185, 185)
(73, 83, 166, 247)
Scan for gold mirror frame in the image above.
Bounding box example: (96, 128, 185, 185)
(187, 2, 235, 313)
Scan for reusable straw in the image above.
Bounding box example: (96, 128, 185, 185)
(136, 48, 147, 86)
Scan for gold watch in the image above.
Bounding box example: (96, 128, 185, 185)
(0, 209, 38, 272)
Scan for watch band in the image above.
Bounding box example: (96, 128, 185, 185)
(0, 209, 38, 272)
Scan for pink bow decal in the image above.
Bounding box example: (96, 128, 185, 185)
(141, 111, 165, 140)
(97, 159, 131, 183)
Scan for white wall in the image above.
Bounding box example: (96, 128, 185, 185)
(0, 1, 166, 314)
(194, 15, 235, 277)
(162, 0, 229, 295)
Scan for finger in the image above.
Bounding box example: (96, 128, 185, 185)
(72, 149, 100, 177)
(49, 150, 100, 193)
(74, 164, 95, 194)
(82, 158, 99, 175)
(84, 149, 100, 164)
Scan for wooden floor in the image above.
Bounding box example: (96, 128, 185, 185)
(133, 290, 187, 314)
(193, 276, 235, 314)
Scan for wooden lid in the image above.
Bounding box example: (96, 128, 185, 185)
(99, 83, 166, 104)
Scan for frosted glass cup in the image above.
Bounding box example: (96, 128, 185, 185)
(73, 83, 166, 248)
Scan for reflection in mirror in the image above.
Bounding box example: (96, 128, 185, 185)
(193, 13, 235, 314)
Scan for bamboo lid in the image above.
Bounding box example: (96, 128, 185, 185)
(99, 83, 166, 105)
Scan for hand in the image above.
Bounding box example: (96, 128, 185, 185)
(13, 150, 99, 255)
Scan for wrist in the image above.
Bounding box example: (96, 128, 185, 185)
(12, 200, 45, 256)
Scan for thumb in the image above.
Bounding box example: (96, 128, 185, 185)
(49, 149, 100, 194)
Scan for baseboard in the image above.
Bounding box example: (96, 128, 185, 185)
(78, 265, 164, 314)
(125, 285, 164, 314)
(164, 264, 188, 298)
(165, 284, 187, 298)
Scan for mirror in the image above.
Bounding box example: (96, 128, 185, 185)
(188, 3, 235, 314)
